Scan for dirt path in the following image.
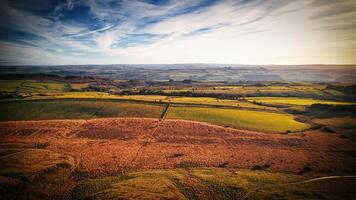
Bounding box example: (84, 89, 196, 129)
(290, 175, 356, 185)
(131, 120, 162, 168)
(240, 175, 356, 200)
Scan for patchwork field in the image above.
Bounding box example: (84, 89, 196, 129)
(1, 78, 355, 199)
(30, 93, 277, 110)
(167, 96, 275, 110)
(0, 98, 309, 133)
(166, 106, 309, 133)
(159, 84, 350, 99)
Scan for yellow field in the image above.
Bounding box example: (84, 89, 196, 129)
(246, 97, 356, 106)
(167, 97, 276, 110)
(29, 93, 276, 110)
(116, 95, 170, 101)
(70, 83, 90, 90)
(37, 92, 120, 99)
(165, 106, 309, 132)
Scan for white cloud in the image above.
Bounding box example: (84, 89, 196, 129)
(0, 0, 355, 65)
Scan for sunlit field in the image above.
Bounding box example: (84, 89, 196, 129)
(165, 106, 309, 133)
(0, 100, 164, 121)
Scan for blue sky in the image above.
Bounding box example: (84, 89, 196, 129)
(0, 0, 355, 65)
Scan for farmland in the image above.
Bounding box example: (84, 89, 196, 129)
(35, 93, 277, 110)
(0, 98, 303, 133)
(0, 80, 70, 93)
(246, 97, 356, 106)
(165, 106, 309, 132)
(0, 74, 355, 200)
(0, 99, 164, 121)
(70, 83, 90, 90)
(1, 0, 356, 197)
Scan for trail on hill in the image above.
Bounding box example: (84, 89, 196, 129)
(240, 175, 356, 200)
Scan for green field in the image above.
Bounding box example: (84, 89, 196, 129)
(167, 97, 276, 110)
(246, 97, 356, 106)
(0, 99, 309, 132)
(165, 106, 309, 132)
(159, 84, 344, 99)
(0, 100, 164, 121)
(30, 93, 277, 110)
(0, 80, 70, 93)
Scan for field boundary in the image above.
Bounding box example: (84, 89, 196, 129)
(1, 98, 284, 114)
(240, 175, 356, 200)
(160, 103, 170, 119)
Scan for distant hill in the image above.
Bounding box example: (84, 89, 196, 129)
(0, 64, 355, 82)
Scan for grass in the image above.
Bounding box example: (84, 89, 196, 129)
(0, 80, 24, 92)
(313, 117, 356, 129)
(0, 80, 70, 93)
(70, 83, 90, 90)
(165, 106, 309, 132)
(28, 93, 276, 110)
(0, 99, 164, 121)
(33, 93, 171, 102)
(246, 97, 356, 106)
(0, 146, 354, 200)
(34, 91, 121, 99)
(167, 97, 276, 110)
(0, 148, 75, 181)
(71, 170, 188, 200)
(115, 94, 170, 101)
(161, 84, 336, 98)
(70, 168, 356, 200)
(0, 147, 75, 199)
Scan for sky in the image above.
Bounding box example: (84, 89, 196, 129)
(0, 0, 355, 65)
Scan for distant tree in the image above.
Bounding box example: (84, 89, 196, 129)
(182, 79, 192, 84)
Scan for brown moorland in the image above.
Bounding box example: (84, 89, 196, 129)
(0, 118, 355, 176)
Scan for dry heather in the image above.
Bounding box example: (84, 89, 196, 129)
(0, 118, 355, 175)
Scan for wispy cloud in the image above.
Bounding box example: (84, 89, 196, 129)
(0, 0, 355, 65)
